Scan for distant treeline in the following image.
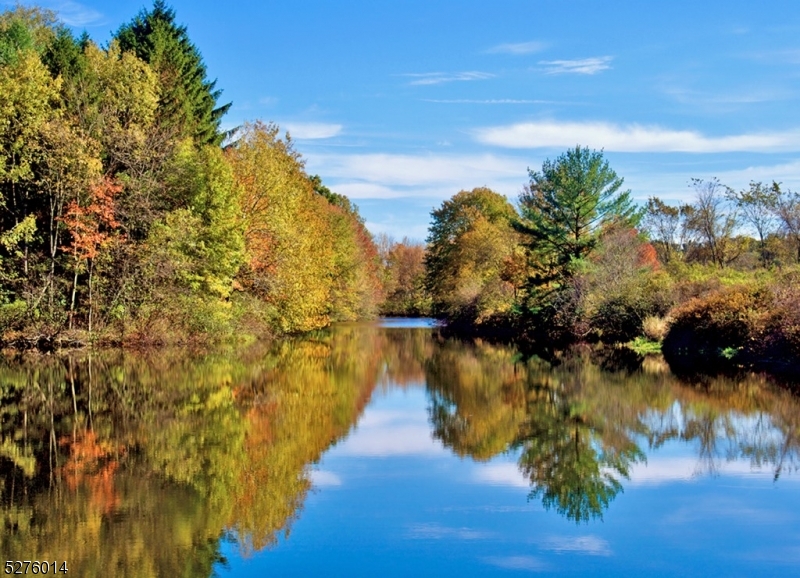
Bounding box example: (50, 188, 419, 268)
(0, 2, 382, 347)
(387, 147, 800, 375)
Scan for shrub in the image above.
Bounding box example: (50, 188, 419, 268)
(643, 315, 670, 341)
(758, 272, 800, 360)
(663, 284, 766, 358)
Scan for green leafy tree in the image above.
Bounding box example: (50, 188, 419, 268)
(0, 6, 57, 65)
(136, 144, 245, 339)
(115, 0, 231, 146)
(517, 146, 639, 289)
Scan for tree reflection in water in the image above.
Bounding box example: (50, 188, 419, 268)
(426, 339, 800, 523)
(1, 325, 799, 576)
(0, 324, 386, 577)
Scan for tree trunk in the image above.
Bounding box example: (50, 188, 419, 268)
(69, 259, 79, 330)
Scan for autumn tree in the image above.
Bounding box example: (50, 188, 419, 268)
(381, 238, 430, 316)
(227, 122, 336, 333)
(643, 196, 682, 264)
(61, 177, 120, 331)
(425, 187, 520, 324)
(684, 178, 741, 268)
(727, 181, 778, 266)
(774, 186, 800, 263)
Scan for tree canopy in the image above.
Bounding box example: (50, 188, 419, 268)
(115, 0, 231, 146)
(518, 146, 639, 287)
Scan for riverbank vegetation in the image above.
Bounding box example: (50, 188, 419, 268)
(0, 2, 382, 348)
(423, 148, 800, 377)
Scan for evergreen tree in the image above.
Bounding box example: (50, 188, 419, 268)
(115, 0, 231, 146)
(518, 146, 639, 288)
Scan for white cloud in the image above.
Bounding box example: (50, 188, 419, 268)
(283, 122, 343, 139)
(422, 98, 556, 105)
(335, 408, 446, 457)
(407, 523, 492, 541)
(483, 556, 548, 572)
(332, 182, 401, 199)
(308, 152, 525, 191)
(35, 1, 104, 26)
(310, 469, 342, 487)
(473, 462, 529, 488)
(540, 535, 612, 556)
(665, 86, 791, 106)
(626, 456, 795, 486)
(474, 120, 800, 153)
(715, 159, 800, 190)
(486, 41, 547, 55)
(402, 71, 494, 86)
(538, 56, 613, 75)
(364, 220, 430, 243)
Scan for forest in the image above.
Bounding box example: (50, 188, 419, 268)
(1, 2, 799, 376)
(0, 2, 382, 348)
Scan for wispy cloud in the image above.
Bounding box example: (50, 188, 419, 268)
(486, 41, 547, 55)
(310, 469, 341, 487)
(402, 71, 494, 86)
(538, 56, 613, 75)
(540, 535, 612, 556)
(473, 462, 528, 488)
(283, 122, 343, 139)
(407, 523, 492, 541)
(482, 556, 548, 572)
(422, 98, 556, 105)
(474, 119, 800, 153)
(716, 159, 800, 191)
(36, 1, 104, 26)
(307, 152, 525, 193)
(664, 86, 791, 107)
(335, 408, 447, 457)
(745, 49, 800, 65)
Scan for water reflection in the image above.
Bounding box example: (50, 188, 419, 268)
(0, 326, 799, 576)
(426, 340, 800, 522)
(0, 325, 385, 576)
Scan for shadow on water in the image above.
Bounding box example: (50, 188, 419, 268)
(1, 323, 799, 575)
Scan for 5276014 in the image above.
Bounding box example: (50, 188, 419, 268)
(4, 562, 68, 574)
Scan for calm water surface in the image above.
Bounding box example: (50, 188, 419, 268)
(1, 319, 799, 576)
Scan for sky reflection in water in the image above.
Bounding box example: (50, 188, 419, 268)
(218, 332, 800, 577)
(1, 324, 799, 577)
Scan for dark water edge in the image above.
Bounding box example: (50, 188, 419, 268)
(1, 319, 799, 576)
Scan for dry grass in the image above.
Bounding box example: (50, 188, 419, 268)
(643, 315, 671, 342)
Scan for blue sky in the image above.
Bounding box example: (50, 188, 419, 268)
(15, 0, 800, 241)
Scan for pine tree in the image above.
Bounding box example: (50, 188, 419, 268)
(517, 146, 640, 288)
(115, 0, 231, 146)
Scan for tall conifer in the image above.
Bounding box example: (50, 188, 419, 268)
(115, 0, 230, 146)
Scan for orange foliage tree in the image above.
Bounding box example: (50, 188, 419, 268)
(61, 177, 122, 331)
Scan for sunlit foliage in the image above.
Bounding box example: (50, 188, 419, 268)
(0, 4, 380, 346)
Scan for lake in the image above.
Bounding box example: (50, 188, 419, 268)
(1, 319, 799, 576)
